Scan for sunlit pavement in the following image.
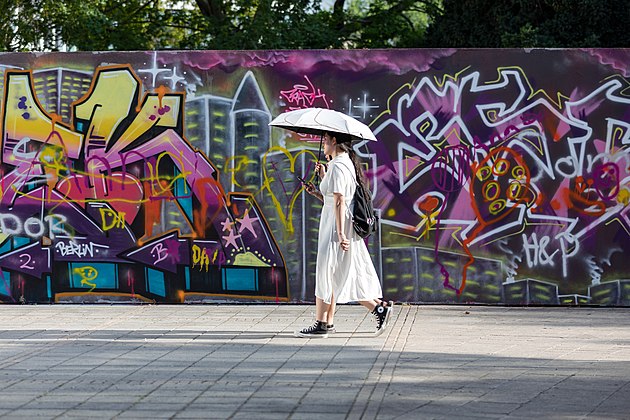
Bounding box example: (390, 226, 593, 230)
(0, 304, 628, 419)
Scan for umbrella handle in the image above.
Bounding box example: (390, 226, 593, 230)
(316, 134, 323, 186)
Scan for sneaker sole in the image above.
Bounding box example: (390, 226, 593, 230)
(385, 301, 394, 325)
(294, 331, 328, 338)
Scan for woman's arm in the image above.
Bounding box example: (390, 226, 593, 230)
(302, 161, 327, 202)
(304, 182, 323, 202)
(333, 192, 350, 251)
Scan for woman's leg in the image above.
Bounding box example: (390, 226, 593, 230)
(315, 297, 330, 322)
(358, 299, 378, 311)
(359, 299, 394, 310)
(326, 295, 336, 326)
(294, 297, 330, 338)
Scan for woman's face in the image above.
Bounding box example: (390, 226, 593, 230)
(323, 133, 336, 155)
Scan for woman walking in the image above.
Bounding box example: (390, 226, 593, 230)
(295, 131, 393, 338)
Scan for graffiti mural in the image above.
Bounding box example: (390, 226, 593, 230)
(0, 49, 628, 305)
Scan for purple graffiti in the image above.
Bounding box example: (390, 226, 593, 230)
(592, 162, 620, 201)
(430, 145, 471, 193)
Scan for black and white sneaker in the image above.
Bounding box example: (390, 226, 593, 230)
(382, 300, 394, 325)
(295, 321, 328, 338)
(372, 304, 391, 337)
(326, 324, 336, 334)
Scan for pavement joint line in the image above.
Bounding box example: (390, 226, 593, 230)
(369, 306, 416, 419)
(503, 372, 580, 416)
(47, 338, 161, 418)
(54, 305, 247, 418)
(169, 305, 295, 418)
(226, 305, 307, 415)
(0, 306, 146, 371)
(368, 305, 412, 417)
(2, 306, 152, 416)
(585, 378, 630, 417)
(347, 305, 409, 420)
(287, 306, 360, 419)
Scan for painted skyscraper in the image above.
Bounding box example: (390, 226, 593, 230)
(184, 95, 233, 188)
(33, 68, 92, 122)
(231, 71, 271, 193)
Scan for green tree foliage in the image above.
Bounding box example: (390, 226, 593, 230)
(1, 0, 626, 51)
(425, 0, 630, 47)
(341, 0, 441, 48)
(2, 0, 195, 51)
(61, 0, 194, 50)
(187, 0, 441, 49)
(1, 0, 440, 51)
(189, 0, 330, 49)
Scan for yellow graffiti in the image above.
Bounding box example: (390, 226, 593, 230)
(145, 150, 192, 197)
(99, 208, 126, 231)
(391, 225, 463, 245)
(2, 72, 83, 162)
(38, 145, 68, 175)
(371, 80, 416, 125)
(611, 126, 626, 153)
(487, 66, 571, 109)
(232, 251, 270, 267)
(433, 66, 471, 88)
(191, 244, 210, 272)
(74, 67, 139, 156)
(12, 148, 193, 206)
(107, 94, 182, 156)
(261, 146, 318, 234)
(224, 155, 258, 189)
(73, 266, 98, 292)
(37, 144, 69, 197)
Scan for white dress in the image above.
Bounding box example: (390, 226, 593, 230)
(315, 153, 383, 304)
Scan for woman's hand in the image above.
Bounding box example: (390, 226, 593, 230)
(338, 232, 350, 252)
(303, 181, 323, 202)
(314, 162, 327, 178)
(304, 182, 317, 195)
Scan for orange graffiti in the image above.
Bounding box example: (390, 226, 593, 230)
(461, 147, 532, 294)
(419, 196, 440, 213)
(560, 177, 606, 217)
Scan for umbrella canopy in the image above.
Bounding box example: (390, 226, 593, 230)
(269, 108, 377, 142)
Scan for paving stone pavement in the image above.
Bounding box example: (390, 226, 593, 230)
(0, 304, 628, 419)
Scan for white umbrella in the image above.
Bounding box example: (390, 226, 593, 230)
(269, 108, 377, 142)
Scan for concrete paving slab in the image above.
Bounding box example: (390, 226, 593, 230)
(0, 305, 629, 419)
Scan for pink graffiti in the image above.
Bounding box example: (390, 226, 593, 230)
(280, 75, 330, 109)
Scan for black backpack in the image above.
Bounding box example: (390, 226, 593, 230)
(352, 179, 378, 238)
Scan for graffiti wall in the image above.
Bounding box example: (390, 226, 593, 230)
(0, 49, 628, 305)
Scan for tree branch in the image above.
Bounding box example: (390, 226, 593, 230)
(194, 0, 225, 21)
(333, 0, 345, 15)
(332, 0, 346, 30)
(127, 0, 156, 19)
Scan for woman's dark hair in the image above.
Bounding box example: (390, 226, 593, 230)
(327, 131, 368, 189)
(332, 132, 352, 144)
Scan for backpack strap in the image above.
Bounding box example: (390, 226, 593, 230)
(333, 158, 358, 185)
